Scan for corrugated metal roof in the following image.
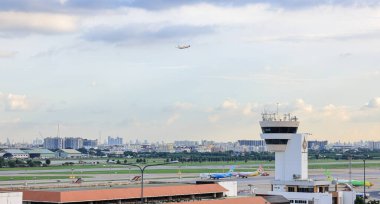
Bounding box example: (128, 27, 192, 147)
(57, 149, 81, 154)
(262, 195, 290, 203)
(23, 149, 54, 154)
(4, 149, 27, 154)
(21, 184, 227, 203)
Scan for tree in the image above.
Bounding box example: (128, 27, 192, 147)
(8, 160, 16, 168)
(0, 157, 5, 168)
(77, 148, 88, 154)
(355, 197, 364, 204)
(116, 160, 121, 164)
(124, 159, 128, 164)
(45, 159, 51, 165)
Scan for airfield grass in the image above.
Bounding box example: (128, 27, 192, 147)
(24, 162, 380, 175)
(1, 159, 379, 172)
(0, 175, 92, 181)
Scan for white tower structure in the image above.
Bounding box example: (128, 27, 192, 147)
(260, 113, 308, 181)
(259, 113, 356, 204)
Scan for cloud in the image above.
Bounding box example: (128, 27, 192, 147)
(0, 11, 78, 34)
(1, 0, 379, 12)
(364, 97, 380, 109)
(322, 104, 350, 121)
(221, 99, 239, 110)
(174, 102, 193, 110)
(242, 103, 259, 116)
(0, 50, 17, 58)
(0, 93, 31, 111)
(208, 114, 220, 123)
(167, 113, 180, 125)
(82, 24, 214, 43)
(292, 99, 313, 113)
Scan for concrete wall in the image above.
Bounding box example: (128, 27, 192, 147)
(264, 133, 308, 181)
(268, 191, 332, 204)
(0, 192, 22, 204)
(342, 191, 355, 204)
(218, 181, 237, 197)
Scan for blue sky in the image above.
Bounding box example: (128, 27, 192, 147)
(0, 0, 379, 143)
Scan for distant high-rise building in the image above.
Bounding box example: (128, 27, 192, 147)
(368, 141, 380, 150)
(44, 137, 64, 149)
(108, 136, 123, 146)
(308, 140, 328, 150)
(174, 140, 199, 147)
(83, 139, 98, 148)
(64, 137, 83, 149)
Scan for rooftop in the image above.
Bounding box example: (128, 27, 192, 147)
(6, 184, 227, 203)
(171, 197, 269, 204)
(57, 149, 81, 154)
(23, 149, 54, 154)
(3, 149, 27, 154)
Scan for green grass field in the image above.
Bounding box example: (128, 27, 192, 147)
(1, 159, 379, 172)
(24, 161, 380, 175)
(0, 175, 92, 181)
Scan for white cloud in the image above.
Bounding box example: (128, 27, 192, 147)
(0, 117, 21, 124)
(364, 97, 380, 109)
(322, 104, 350, 121)
(0, 93, 31, 111)
(0, 12, 79, 34)
(208, 114, 220, 123)
(222, 98, 239, 110)
(293, 99, 313, 113)
(0, 50, 17, 58)
(167, 113, 180, 125)
(242, 103, 258, 116)
(174, 102, 193, 110)
(82, 4, 380, 43)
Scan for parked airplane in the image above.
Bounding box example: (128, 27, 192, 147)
(199, 166, 235, 180)
(209, 166, 235, 179)
(325, 170, 373, 187)
(176, 45, 190, 49)
(235, 165, 264, 178)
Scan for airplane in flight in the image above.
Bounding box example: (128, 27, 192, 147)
(200, 166, 235, 179)
(325, 170, 374, 187)
(234, 165, 265, 178)
(176, 45, 190, 49)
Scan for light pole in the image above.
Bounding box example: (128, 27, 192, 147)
(124, 161, 178, 203)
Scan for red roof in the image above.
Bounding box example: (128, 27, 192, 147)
(20, 184, 227, 203)
(171, 197, 269, 204)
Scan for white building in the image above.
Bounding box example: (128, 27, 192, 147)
(0, 192, 22, 204)
(2, 149, 29, 159)
(55, 149, 82, 158)
(260, 113, 355, 204)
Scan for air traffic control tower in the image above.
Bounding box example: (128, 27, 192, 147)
(260, 113, 308, 181)
(259, 113, 351, 204)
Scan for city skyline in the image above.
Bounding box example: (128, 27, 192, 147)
(0, 0, 380, 142)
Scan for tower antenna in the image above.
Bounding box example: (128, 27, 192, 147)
(276, 102, 279, 115)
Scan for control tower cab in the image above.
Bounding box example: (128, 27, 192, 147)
(260, 113, 308, 181)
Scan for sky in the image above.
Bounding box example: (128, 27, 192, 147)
(0, 0, 380, 143)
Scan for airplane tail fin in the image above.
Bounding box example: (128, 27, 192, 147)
(228, 166, 235, 173)
(257, 165, 264, 173)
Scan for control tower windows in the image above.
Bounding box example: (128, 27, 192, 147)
(265, 139, 289, 145)
(261, 127, 298, 133)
